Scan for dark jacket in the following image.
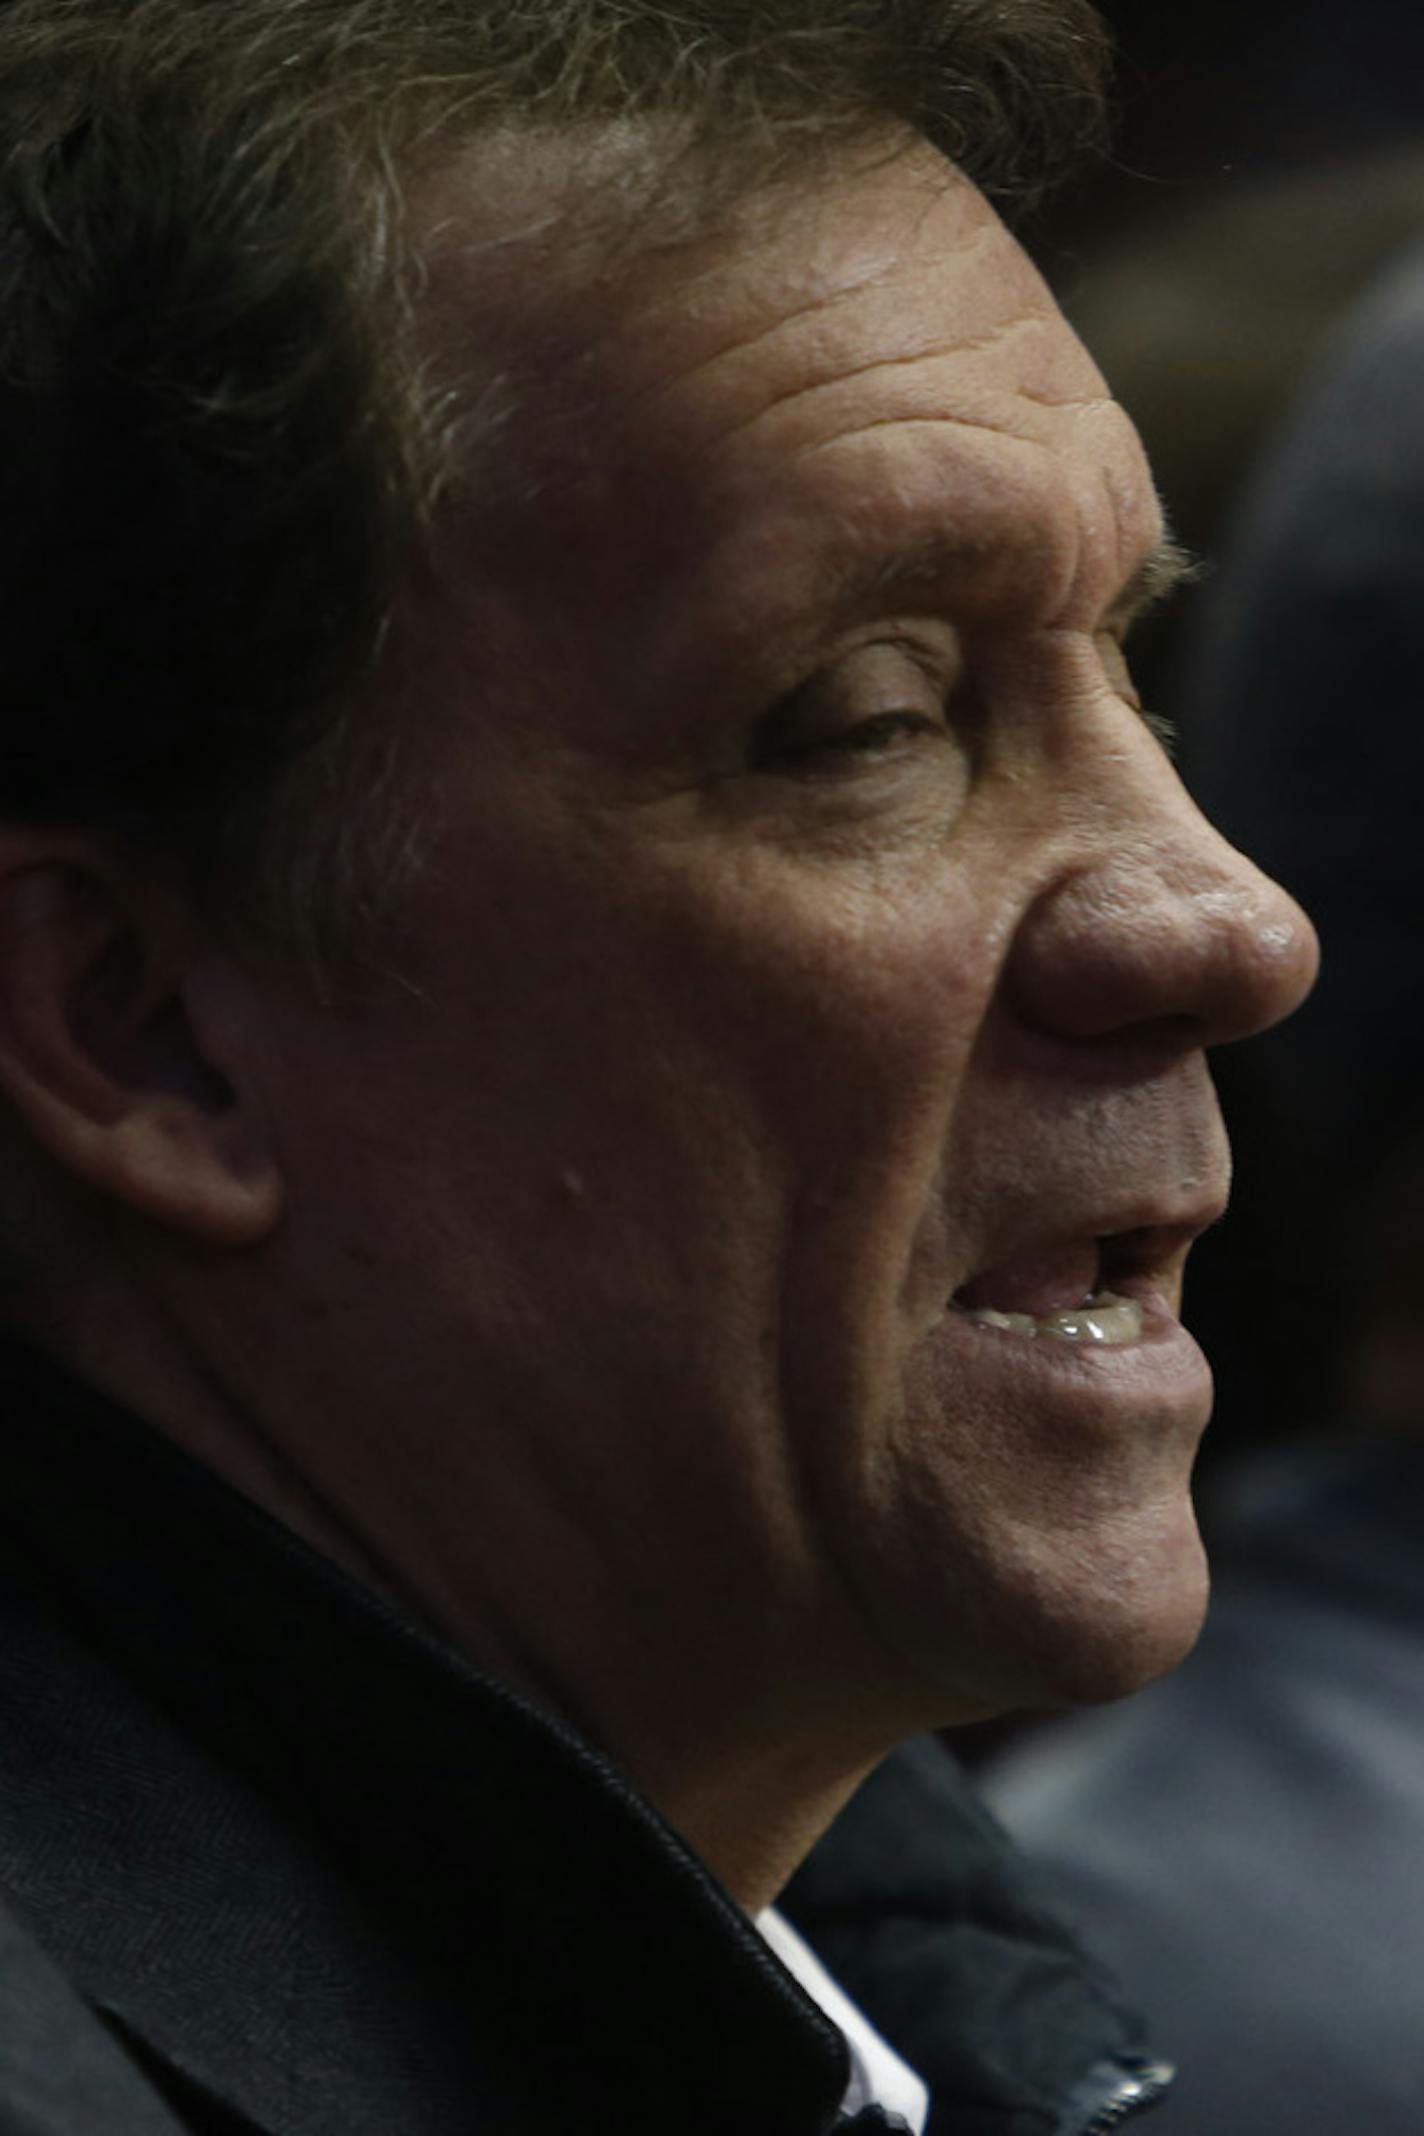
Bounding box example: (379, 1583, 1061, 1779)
(0, 1344, 1165, 2134)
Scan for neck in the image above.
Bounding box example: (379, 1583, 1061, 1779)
(15, 1268, 915, 1916)
(652, 1750, 881, 1915)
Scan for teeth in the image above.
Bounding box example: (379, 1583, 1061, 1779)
(958, 1291, 1144, 1347)
(966, 1308, 1039, 1335)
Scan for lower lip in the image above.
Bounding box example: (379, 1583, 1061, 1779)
(937, 1287, 1213, 1416)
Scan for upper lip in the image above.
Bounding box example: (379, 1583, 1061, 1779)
(950, 1194, 1227, 1312)
(1098, 1219, 1210, 1296)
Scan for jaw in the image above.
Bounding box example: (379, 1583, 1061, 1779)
(770, 1214, 1215, 1728)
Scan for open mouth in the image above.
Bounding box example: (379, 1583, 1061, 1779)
(947, 1231, 1169, 1348)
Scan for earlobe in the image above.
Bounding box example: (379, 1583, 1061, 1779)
(0, 842, 283, 1247)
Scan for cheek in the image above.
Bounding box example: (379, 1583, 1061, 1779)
(658, 863, 1001, 1161)
(464, 852, 1006, 1446)
(373, 796, 1004, 1344)
(655, 866, 1007, 1432)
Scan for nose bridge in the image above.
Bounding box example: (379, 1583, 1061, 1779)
(1005, 748, 1320, 1048)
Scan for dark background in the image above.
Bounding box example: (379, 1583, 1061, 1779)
(1050, 0, 1424, 250)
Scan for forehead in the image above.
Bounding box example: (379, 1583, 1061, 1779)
(418, 136, 1158, 652)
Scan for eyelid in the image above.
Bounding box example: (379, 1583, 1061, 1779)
(752, 634, 960, 764)
(1097, 629, 1139, 696)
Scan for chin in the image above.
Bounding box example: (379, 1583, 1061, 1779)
(977, 1500, 1212, 1716)
(1028, 1549, 1211, 1713)
(857, 1483, 1213, 1729)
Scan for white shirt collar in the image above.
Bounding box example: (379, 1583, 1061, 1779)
(757, 1905, 930, 2132)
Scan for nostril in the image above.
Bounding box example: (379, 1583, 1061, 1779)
(1004, 852, 1318, 1052)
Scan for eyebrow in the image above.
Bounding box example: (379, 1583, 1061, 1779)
(1105, 534, 1200, 631)
(812, 526, 1199, 630)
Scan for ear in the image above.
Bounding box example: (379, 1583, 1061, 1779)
(0, 837, 283, 1246)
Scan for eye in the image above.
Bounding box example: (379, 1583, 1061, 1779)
(1097, 631, 1140, 708)
(808, 709, 945, 759)
(1098, 633, 1176, 757)
(752, 640, 959, 774)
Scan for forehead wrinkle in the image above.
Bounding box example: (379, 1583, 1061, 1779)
(543, 168, 965, 405)
(702, 311, 1052, 451)
(1018, 384, 1115, 413)
(789, 407, 1057, 466)
(623, 246, 994, 424)
(601, 167, 1022, 421)
(620, 278, 902, 437)
(455, 245, 923, 477)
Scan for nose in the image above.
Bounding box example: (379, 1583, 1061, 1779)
(1004, 779, 1320, 1051)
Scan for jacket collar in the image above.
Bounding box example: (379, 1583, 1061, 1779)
(0, 1344, 849, 2132)
(0, 1344, 1152, 2134)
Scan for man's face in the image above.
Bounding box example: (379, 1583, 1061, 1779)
(250, 142, 1315, 1754)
